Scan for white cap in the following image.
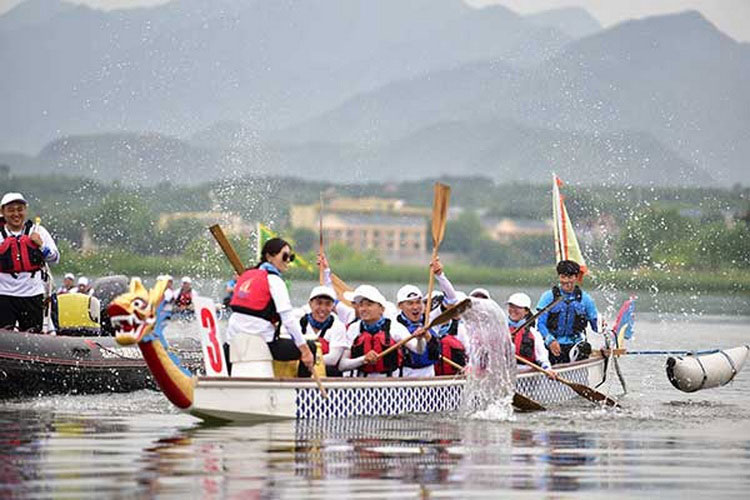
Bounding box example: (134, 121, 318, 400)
(396, 284, 423, 304)
(506, 292, 532, 309)
(164, 274, 173, 281)
(181, 276, 191, 284)
(309, 285, 336, 301)
(77, 277, 89, 286)
(1, 192, 27, 207)
(343, 284, 387, 307)
(470, 288, 492, 300)
(64, 273, 75, 280)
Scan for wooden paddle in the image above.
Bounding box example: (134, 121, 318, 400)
(375, 297, 472, 361)
(318, 193, 325, 286)
(438, 355, 546, 412)
(209, 224, 245, 274)
(515, 355, 620, 408)
(424, 182, 451, 316)
(209, 224, 327, 398)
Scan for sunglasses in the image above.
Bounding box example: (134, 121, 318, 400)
(281, 252, 296, 263)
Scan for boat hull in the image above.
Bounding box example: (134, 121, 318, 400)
(0, 329, 204, 398)
(188, 356, 606, 422)
(666, 345, 750, 392)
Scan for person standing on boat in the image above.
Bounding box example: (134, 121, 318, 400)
(57, 273, 75, 295)
(226, 237, 315, 375)
(297, 285, 348, 376)
(536, 260, 597, 365)
(75, 276, 92, 295)
(338, 284, 428, 377)
(0, 192, 60, 332)
(174, 276, 194, 314)
(506, 292, 554, 373)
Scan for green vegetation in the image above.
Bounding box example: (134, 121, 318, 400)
(6, 173, 750, 294)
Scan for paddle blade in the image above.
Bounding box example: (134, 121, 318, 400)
(513, 393, 546, 412)
(565, 379, 621, 408)
(431, 182, 451, 246)
(330, 272, 354, 307)
(427, 297, 471, 329)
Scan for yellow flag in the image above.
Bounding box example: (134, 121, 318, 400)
(552, 174, 588, 280)
(256, 223, 314, 272)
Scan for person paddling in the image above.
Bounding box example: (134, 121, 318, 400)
(0, 192, 60, 332)
(506, 292, 555, 376)
(536, 260, 598, 365)
(338, 285, 428, 377)
(297, 285, 348, 376)
(395, 284, 441, 377)
(225, 238, 315, 375)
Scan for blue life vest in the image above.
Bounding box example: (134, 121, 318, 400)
(396, 313, 440, 369)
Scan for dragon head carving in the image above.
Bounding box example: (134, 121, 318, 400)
(108, 277, 169, 345)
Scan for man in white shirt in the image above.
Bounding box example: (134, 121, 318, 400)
(0, 192, 60, 332)
(57, 273, 75, 294)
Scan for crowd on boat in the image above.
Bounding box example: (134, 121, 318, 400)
(1, 190, 599, 378)
(222, 236, 599, 379)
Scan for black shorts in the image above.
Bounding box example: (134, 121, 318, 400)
(0, 294, 44, 332)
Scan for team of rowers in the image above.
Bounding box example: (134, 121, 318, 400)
(224, 237, 599, 378)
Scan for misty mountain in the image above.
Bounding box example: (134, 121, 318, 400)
(525, 7, 601, 38)
(283, 11, 750, 185)
(2, 118, 708, 187)
(0, 0, 570, 152)
(1, 2, 747, 187)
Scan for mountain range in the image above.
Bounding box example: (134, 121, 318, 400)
(1, 0, 747, 186)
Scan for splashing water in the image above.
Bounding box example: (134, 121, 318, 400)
(460, 298, 517, 421)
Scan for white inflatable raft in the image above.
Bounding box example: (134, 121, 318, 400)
(666, 345, 750, 393)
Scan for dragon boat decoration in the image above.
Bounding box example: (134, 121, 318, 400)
(109, 277, 613, 423)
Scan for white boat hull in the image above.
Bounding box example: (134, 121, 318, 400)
(187, 357, 606, 422)
(666, 345, 750, 393)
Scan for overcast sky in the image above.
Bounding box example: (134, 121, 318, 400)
(1, 0, 748, 41)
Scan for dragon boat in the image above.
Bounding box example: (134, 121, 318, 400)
(108, 277, 611, 423)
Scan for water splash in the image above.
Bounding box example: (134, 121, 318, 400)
(460, 298, 516, 421)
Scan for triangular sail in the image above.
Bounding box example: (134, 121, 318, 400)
(552, 173, 588, 279)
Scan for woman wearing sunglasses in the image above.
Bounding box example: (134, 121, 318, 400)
(225, 237, 315, 376)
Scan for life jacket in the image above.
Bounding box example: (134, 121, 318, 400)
(546, 285, 589, 338)
(0, 220, 44, 276)
(434, 319, 466, 376)
(175, 289, 193, 308)
(229, 268, 280, 324)
(510, 324, 536, 363)
(397, 314, 440, 369)
(300, 314, 333, 354)
(350, 319, 402, 374)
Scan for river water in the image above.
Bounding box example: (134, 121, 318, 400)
(1, 281, 749, 498)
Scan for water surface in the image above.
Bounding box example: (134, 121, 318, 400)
(2, 305, 749, 498)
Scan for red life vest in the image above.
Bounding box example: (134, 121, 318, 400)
(434, 320, 466, 376)
(511, 325, 536, 363)
(229, 268, 279, 323)
(350, 319, 402, 374)
(0, 220, 44, 275)
(175, 289, 193, 307)
(300, 315, 333, 355)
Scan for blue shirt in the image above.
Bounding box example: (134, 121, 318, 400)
(536, 287, 598, 346)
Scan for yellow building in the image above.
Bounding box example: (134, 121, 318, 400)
(291, 198, 429, 259)
(483, 217, 553, 243)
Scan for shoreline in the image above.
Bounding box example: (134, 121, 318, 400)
(60, 250, 750, 294)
